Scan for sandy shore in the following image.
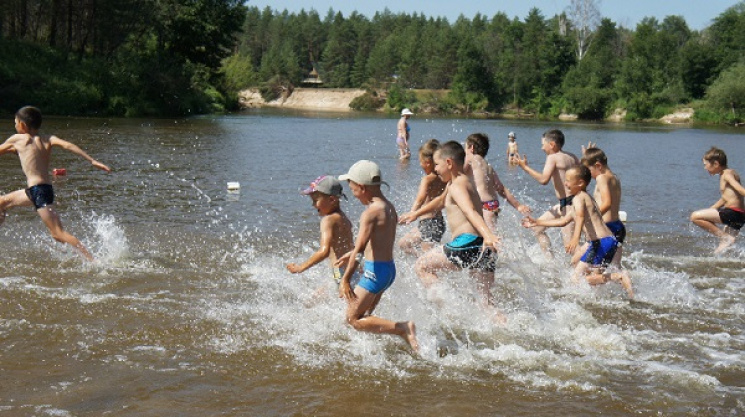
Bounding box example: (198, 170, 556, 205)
(239, 88, 365, 112)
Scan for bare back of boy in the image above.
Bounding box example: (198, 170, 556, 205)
(594, 170, 622, 223)
(470, 154, 499, 202)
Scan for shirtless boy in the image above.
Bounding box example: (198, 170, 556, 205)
(335, 160, 418, 352)
(465, 133, 530, 230)
(691, 147, 745, 254)
(401, 141, 503, 315)
(286, 175, 359, 291)
(581, 147, 625, 267)
(512, 129, 579, 257)
(0, 106, 111, 261)
(398, 139, 447, 255)
(507, 132, 519, 166)
(523, 166, 632, 297)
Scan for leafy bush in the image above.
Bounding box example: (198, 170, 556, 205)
(350, 91, 385, 111)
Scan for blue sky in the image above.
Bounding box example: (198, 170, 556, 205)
(246, 0, 740, 30)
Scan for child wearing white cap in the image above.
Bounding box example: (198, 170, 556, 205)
(336, 160, 419, 352)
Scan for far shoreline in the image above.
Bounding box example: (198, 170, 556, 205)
(238, 87, 707, 126)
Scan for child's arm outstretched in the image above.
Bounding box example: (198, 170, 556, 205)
(286, 217, 334, 273)
(50, 136, 111, 172)
(399, 184, 449, 224)
(492, 170, 531, 214)
(515, 154, 555, 185)
(409, 175, 432, 212)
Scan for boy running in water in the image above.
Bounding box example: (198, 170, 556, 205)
(336, 160, 418, 352)
(398, 139, 447, 255)
(691, 147, 745, 254)
(286, 175, 360, 293)
(465, 133, 531, 231)
(523, 166, 632, 297)
(400, 141, 503, 318)
(0, 106, 111, 261)
(512, 129, 579, 258)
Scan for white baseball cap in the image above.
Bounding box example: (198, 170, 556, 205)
(339, 160, 388, 186)
(401, 108, 414, 116)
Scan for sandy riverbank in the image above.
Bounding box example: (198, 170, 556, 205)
(238, 88, 365, 112)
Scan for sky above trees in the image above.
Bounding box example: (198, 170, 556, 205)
(247, 0, 738, 30)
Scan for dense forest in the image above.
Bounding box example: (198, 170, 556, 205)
(2, 1, 744, 123)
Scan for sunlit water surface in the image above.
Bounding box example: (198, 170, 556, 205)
(0, 110, 743, 415)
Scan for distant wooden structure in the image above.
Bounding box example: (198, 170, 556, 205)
(302, 47, 323, 87)
(301, 64, 323, 86)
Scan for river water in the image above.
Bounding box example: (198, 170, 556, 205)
(0, 110, 743, 416)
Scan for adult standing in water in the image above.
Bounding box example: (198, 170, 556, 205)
(397, 108, 413, 160)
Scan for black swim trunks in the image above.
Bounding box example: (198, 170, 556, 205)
(718, 207, 745, 230)
(443, 233, 497, 272)
(25, 184, 55, 210)
(419, 215, 446, 243)
(559, 195, 575, 210)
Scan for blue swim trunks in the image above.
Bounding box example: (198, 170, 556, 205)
(357, 260, 396, 294)
(580, 236, 618, 267)
(605, 220, 626, 244)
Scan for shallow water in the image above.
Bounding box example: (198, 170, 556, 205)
(0, 111, 743, 416)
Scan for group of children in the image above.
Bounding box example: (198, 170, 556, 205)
(2, 105, 744, 354)
(284, 127, 745, 353)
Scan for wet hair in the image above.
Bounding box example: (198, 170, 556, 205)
(436, 141, 466, 166)
(16, 106, 42, 130)
(419, 139, 441, 161)
(703, 147, 727, 167)
(465, 133, 489, 157)
(582, 148, 608, 167)
(569, 165, 592, 185)
(542, 129, 565, 148)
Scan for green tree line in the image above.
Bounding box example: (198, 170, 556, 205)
(227, 3, 745, 123)
(1, 1, 744, 123)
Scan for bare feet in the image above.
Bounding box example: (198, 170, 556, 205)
(615, 271, 634, 299)
(398, 321, 419, 353)
(714, 234, 736, 255)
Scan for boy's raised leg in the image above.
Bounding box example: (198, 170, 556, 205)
(346, 287, 419, 353)
(37, 206, 94, 261)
